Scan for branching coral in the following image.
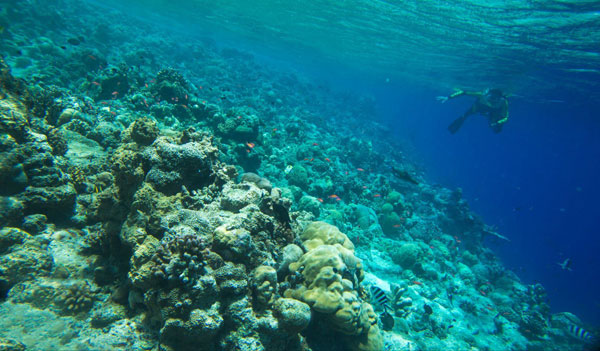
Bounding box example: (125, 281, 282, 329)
(58, 282, 96, 315)
(151, 234, 208, 287)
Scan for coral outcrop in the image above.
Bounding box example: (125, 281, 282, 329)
(284, 221, 383, 351)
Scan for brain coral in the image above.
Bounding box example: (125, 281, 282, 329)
(299, 221, 355, 251)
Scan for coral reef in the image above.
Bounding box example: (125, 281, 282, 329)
(0, 2, 592, 350)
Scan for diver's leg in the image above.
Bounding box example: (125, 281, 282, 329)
(490, 121, 503, 133)
(448, 105, 477, 134)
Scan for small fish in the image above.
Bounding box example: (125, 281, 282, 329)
(558, 258, 572, 271)
(392, 224, 401, 228)
(317, 198, 323, 203)
(373, 194, 381, 198)
(370, 286, 391, 307)
(379, 310, 395, 331)
(284, 165, 293, 174)
(391, 166, 419, 185)
(357, 168, 365, 172)
(412, 281, 423, 286)
(567, 324, 594, 342)
(67, 37, 81, 45)
(91, 81, 100, 86)
(324, 158, 331, 162)
(328, 194, 339, 199)
(88, 54, 97, 60)
(312, 142, 319, 146)
(60, 45, 67, 50)
(111, 91, 119, 96)
(246, 142, 255, 149)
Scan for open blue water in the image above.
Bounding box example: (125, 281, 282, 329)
(375, 84, 600, 326)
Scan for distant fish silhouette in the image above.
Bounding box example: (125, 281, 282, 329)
(558, 258, 572, 271)
(391, 166, 419, 185)
(379, 309, 394, 331)
(67, 37, 81, 45)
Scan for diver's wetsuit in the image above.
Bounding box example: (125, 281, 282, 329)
(446, 90, 509, 134)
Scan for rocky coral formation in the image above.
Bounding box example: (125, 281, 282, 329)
(284, 222, 383, 351)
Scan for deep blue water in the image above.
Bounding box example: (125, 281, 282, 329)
(371, 82, 600, 325)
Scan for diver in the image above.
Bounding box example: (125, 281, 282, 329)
(437, 88, 509, 134)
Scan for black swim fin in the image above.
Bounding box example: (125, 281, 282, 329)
(448, 116, 467, 134)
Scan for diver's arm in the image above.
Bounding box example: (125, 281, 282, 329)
(437, 89, 482, 103)
(460, 91, 483, 97)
